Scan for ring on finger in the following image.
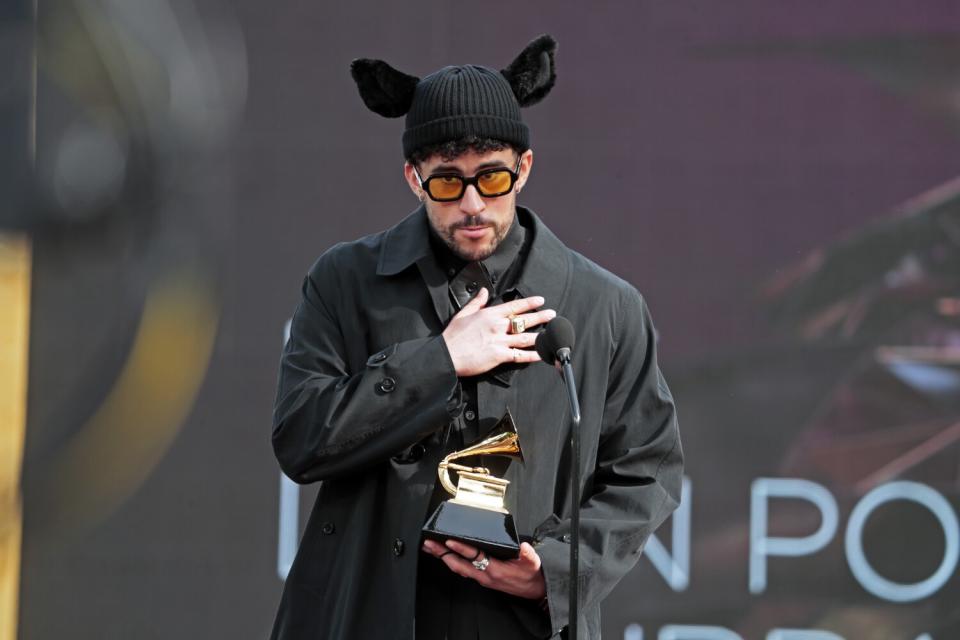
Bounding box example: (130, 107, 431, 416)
(509, 316, 526, 334)
(468, 548, 482, 561)
(472, 555, 490, 571)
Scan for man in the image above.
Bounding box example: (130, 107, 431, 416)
(270, 35, 682, 639)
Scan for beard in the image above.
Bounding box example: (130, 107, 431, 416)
(430, 212, 513, 262)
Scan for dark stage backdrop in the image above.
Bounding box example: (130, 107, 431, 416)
(15, 1, 960, 639)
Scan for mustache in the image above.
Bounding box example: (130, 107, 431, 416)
(453, 216, 493, 229)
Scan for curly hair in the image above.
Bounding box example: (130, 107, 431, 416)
(406, 135, 526, 166)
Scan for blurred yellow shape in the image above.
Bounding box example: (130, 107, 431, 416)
(0, 233, 31, 640)
(38, 271, 218, 535)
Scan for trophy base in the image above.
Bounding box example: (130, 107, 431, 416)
(422, 501, 521, 560)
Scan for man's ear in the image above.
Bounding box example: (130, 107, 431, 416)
(350, 59, 419, 118)
(500, 35, 557, 107)
(517, 150, 534, 192)
(403, 162, 425, 201)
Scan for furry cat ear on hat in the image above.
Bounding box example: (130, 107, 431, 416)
(349, 58, 419, 118)
(500, 34, 557, 107)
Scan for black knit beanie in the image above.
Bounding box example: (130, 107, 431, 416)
(350, 35, 557, 159)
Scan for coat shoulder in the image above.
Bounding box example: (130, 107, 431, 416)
(559, 246, 660, 358)
(565, 248, 647, 317)
(305, 229, 387, 286)
(308, 229, 386, 274)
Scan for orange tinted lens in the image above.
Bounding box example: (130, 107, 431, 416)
(476, 170, 513, 196)
(428, 176, 464, 200)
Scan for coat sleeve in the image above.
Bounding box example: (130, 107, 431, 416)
(272, 254, 461, 484)
(533, 288, 683, 637)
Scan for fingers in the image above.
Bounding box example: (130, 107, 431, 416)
(457, 292, 555, 327)
(444, 539, 479, 559)
(518, 542, 541, 571)
(422, 540, 494, 584)
(455, 286, 489, 317)
(422, 538, 474, 563)
(496, 295, 546, 318)
(421, 539, 545, 599)
(421, 539, 448, 558)
(442, 290, 554, 377)
(505, 346, 542, 364)
(510, 308, 557, 331)
(506, 331, 538, 349)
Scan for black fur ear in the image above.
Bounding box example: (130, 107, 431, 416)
(500, 34, 557, 107)
(350, 59, 420, 118)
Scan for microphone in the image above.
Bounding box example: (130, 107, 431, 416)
(536, 317, 582, 640)
(535, 316, 576, 365)
(535, 317, 579, 423)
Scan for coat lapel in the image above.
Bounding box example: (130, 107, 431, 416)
(416, 256, 451, 327)
(376, 205, 448, 327)
(511, 206, 573, 312)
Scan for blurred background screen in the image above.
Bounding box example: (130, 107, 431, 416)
(3, 1, 959, 638)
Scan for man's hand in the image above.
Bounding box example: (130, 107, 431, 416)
(442, 288, 556, 377)
(421, 539, 547, 600)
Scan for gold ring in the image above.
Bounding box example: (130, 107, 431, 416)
(509, 316, 526, 334)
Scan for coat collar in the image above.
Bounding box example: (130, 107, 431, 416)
(376, 205, 434, 277)
(376, 205, 571, 310)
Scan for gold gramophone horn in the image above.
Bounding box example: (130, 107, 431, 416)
(438, 410, 525, 497)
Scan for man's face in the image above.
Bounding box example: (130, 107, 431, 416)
(404, 148, 533, 262)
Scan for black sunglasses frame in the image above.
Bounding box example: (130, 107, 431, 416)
(415, 156, 523, 202)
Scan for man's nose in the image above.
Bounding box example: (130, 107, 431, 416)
(459, 184, 485, 214)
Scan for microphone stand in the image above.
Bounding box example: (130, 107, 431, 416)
(556, 347, 581, 639)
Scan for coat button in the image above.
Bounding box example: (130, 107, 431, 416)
(377, 377, 396, 393)
(393, 538, 405, 557)
(321, 522, 335, 535)
(464, 410, 476, 422)
(466, 281, 478, 294)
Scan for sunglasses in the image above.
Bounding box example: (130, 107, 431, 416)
(415, 156, 522, 202)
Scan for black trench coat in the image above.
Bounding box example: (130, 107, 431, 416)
(270, 206, 682, 639)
